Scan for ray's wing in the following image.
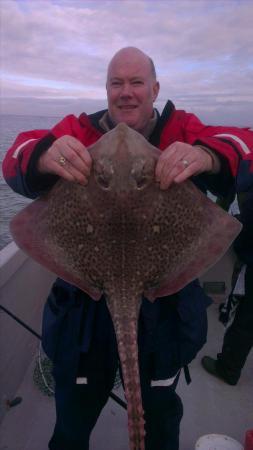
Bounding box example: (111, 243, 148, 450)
(143, 181, 242, 300)
(10, 181, 102, 300)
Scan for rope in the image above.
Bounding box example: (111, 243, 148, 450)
(0, 304, 41, 339)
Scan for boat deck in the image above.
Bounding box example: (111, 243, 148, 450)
(1, 302, 252, 450)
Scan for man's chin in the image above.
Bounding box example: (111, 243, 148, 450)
(110, 111, 141, 131)
(116, 117, 139, 130)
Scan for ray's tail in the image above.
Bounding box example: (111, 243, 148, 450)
(106, 295, 145, 450)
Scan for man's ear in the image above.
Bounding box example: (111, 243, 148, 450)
(153, 81, 160, 101)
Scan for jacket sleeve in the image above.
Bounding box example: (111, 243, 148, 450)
(2, 115, 90, 198)
(159, 109, 253, 197)
(182, 113, 253, 197)
(182, 113, 253, 174)
(2, 129, 52, 198)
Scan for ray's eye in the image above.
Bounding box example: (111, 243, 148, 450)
(131, 158, 154, 190)
(136, 176, 148, 189)
(97, 174, 110, 189)
(94, 159, 114, 190)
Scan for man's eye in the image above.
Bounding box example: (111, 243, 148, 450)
(111, 81, 121, 86)
(132, 80, 143, 85)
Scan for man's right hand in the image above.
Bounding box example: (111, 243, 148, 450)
(37, 135, 92, 185)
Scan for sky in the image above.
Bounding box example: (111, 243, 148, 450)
(1, 0, 253, 126)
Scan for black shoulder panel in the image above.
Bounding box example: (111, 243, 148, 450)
(87, 109, 109, 133)
(149, 100, 175, 146)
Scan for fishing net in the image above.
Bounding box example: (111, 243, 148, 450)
(33, 343, 122, 396)
(33, 343, 55, 397)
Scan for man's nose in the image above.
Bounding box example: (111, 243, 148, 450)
(120, 83, 132, 97)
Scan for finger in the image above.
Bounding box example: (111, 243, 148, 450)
(52, 137, 92, 174)
(67, 140, 92, 167)
(155, 146, 178, 181)
(159, 158, 196, 189)
(64, 161, 89, 185)
(53, 156, 88, 185)
(159, 162, 185, 190)
(156, 146, 190, 184)
(49, 160, 76, 182)
(174, 161, 200, 184)
(157, 153, 189, 189)
(59, 148, 91, 178)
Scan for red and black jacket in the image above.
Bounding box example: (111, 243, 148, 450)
(3, 100, 253, 200)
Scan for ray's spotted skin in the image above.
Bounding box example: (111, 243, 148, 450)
(10, 124, 242, 450)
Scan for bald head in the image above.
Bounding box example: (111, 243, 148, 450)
(107, 47, 157, 82)
(106, 47, 160, 136)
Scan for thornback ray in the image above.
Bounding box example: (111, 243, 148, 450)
(10, 123, 242, 450)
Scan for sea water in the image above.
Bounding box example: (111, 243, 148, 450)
(0, 114, 60, 250)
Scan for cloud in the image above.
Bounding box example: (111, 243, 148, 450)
(1, 0, 253, 125)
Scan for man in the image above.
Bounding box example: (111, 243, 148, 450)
(3, 47, 253, 450)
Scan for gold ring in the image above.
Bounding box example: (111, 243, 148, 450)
(59, 156, 66, 166)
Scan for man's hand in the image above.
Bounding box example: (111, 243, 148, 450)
(155, 142, 213, 190)
(38, 135, 92, 185)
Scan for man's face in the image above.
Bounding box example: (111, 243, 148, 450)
(106, 55, 159, 134)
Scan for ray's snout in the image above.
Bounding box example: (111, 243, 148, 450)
(93, 155, 155, 193)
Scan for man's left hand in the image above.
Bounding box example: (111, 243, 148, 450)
(155, 142, 213, 190)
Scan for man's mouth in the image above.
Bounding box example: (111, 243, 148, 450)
(118, 105, 137, 110)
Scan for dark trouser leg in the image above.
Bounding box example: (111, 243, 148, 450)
(49, 379, 112, 450)
(142, 374, 183, 450)
(48, 297, 118, 450)
(217, 265, 253, 382)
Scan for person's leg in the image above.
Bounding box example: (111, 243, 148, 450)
(144, 390, 183, 450)
(136, 296, 185, 450)
(142, 374, 183, 450)
(217, 265, 253, 382)
(48, 296, 119, 450)
(49, 377, 113, 450)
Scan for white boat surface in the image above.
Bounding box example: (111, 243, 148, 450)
(0, 241, 252, 450)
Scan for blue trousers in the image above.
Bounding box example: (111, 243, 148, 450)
(49, 369, 183, 450)
(47, 296, 183, 450)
